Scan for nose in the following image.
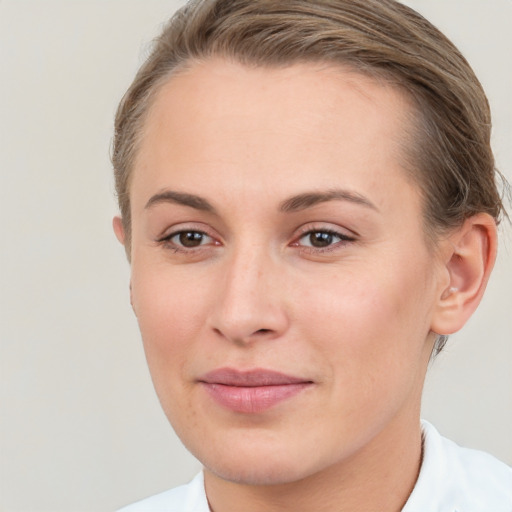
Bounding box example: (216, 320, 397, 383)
(209, 245, 289, 345)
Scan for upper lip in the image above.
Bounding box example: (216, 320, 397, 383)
(199, 368, 312, 387)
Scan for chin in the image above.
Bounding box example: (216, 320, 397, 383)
(186, 431, 331, 486)
(204, 455, 312, 486)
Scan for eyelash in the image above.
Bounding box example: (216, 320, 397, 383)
(293, 228, 356, 254)
(157, 227, 356, 254)
(158, 229, 217, 253)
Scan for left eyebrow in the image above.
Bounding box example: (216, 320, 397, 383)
(279, 189, 379, 213)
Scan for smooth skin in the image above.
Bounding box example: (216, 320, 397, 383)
(114, 59, 496, 512)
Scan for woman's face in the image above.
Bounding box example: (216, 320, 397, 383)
(123, 59, 447, 485)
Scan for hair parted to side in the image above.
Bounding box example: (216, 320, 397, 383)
(112, 1, 508, 268)
(113, 0, 507, 250)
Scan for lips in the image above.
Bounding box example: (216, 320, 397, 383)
(198, 368, 313, 413)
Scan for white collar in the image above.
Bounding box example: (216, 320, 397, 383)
(402, 420, 512, 511)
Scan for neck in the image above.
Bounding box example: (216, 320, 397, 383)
(204, 412, 424, 512)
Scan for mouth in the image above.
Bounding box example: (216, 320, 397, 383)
(198, 368, 313, 414)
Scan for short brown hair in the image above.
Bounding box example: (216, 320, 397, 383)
(113, 0, 507, 250)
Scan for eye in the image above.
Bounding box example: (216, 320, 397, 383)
(296, 229, 354, 249)
(165, 230, 214, 248)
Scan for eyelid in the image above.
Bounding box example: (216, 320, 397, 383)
(293, 222, 358, 240)
(157, 222, 215, 240)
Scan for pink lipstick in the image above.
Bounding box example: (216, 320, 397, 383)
(198, 368, 312, 413)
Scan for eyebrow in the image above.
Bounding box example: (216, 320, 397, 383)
(144, 188, 378, 214)
(145, 190, 216, 212)
(279, 189, 378, 213)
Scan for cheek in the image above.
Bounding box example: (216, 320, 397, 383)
(292, 271, 432, 449)
(130, 265, 211, 374)
(130, 266, 215, 429)
(295, 260, 433, 383)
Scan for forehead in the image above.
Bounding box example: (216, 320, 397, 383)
(142, 59, 413, 146)
(132, 58, 418, 215)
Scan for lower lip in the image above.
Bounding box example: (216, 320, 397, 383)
(201, 383, 311, 413)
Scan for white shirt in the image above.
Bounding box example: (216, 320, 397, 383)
(118, 421, 512, 511)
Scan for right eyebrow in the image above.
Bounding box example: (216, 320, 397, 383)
(144, 190, 216, 213)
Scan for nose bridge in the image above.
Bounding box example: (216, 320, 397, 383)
(211, 238, 287, 343)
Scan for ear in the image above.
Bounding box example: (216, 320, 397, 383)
(431, 213, 497, 336)
(113, 216, 136, 314)
(113, 216, 126, 245)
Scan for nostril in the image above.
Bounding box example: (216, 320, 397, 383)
(255, 329, 272, 335)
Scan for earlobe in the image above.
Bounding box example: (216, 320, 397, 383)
(113, 216, 135, 313)
(431, 213, 497, 336)
(113, 216, 126, 245)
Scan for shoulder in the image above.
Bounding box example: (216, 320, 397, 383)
(403, 421, 512, 511)
(117, 472, 209, 512)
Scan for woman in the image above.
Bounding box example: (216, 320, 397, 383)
(112, 0, 511, 510)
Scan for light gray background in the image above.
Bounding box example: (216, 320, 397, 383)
(0, 1, 510, 511)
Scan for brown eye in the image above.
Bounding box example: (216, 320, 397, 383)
(309, 232, 334, 247)
(180, 231, 204, 247)
(169, 231, 212, 248)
